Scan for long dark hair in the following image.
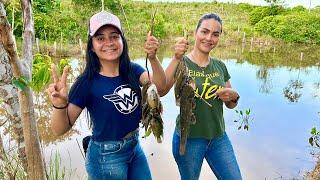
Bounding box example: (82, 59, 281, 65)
(69, 29, 141, 125)
(196, 13, 223, 33)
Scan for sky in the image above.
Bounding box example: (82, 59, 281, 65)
(140, 0, 320, 8)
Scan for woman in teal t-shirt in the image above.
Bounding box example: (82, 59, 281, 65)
(163, 13, 242, 179)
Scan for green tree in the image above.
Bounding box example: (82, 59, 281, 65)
(0, 1, 46, 179)
(291, 5, 306, 12)
(33, 0, 61, 14)
(249, 6, 284, 25)
(264, 0, 284, 6)
(72, 0, 119, 13)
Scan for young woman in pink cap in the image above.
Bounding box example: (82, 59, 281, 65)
(47, 11, 166, 179)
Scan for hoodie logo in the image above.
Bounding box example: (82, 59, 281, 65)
(103, 84, 139, 114)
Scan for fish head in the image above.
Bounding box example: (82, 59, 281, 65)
(146, 84, 159, 108)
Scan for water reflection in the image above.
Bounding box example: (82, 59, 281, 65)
(37, 115, 80, 146)
(283, 79, 303, 103)
(314, 82, 320, 98)
(256, 66, 272, 94)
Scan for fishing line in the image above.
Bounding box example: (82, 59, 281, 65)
(145, 9, 157, 82)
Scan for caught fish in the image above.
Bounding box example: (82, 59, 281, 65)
(178, 80, 196, 155)
(174, 59, 197, 155)
(141, 81, 164, 143)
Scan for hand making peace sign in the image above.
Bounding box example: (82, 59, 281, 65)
(46, 64, 70, 108)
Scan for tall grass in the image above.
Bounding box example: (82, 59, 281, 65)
(47, 152, 66, 180)
(46, 151, 86, 180)
(0, 147, 84, 180)
(0, 151, 27, 179)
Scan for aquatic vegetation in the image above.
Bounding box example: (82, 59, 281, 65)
(309, 112, 320, 148)
(234, 108, 253, 131)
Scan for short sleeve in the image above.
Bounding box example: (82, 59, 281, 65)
(130, 62, 145, 83)
(218, 60, 231, 82)
(68, 76, 90, 109)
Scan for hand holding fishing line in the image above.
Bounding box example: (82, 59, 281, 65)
(173, 30, 189, 60)
(174, 38, 189, 60)
(144, 9, 158, 82)
(46, 64, 70, 108)
(144, 31, 160, 61)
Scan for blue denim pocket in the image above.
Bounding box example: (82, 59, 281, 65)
(99, 142, 122, 155)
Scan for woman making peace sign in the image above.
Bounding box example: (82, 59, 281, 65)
(47, 11, 166, 180)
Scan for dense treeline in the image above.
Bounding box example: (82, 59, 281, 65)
(3, 0, 320, 44)
(247, 3, 320, 44)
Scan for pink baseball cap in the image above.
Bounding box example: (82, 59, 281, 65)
(89, 11, 122, 36)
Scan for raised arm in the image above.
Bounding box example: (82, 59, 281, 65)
(141, 31, 166, 96)
(162, 37, 189, 95)
(46, 64, 82, 136)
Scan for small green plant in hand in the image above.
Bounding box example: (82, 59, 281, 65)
(234, 109, 253, 131)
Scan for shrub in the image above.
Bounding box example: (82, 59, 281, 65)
(238, 3, 255, 12)
(255, 12, 320, 43)
(249, 5, 284, 25)
(291, 5, 306, 12)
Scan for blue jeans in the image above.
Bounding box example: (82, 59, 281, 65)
(172, 130, 242, 180)
(85, 132, 152, 180)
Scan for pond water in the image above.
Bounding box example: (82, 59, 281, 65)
(41, 49, 320, 179)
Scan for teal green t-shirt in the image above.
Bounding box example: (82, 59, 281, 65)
(176, 56, 231, 139)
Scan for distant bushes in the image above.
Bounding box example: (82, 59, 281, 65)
(291, 5, 306, 12)
(151, 13, 167, 40)
(249, 6, 284, 25)
(247, 3, 320, 44)
(254, 10, 320, 43)
(238, 3, 255, 12)
(33, 11, 84, 43)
